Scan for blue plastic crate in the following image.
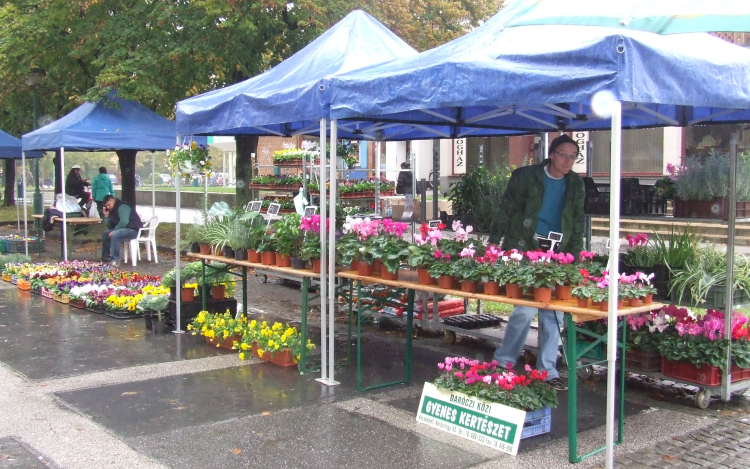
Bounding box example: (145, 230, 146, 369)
(521, 406, 552, 439)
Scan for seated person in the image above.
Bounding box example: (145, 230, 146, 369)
(101, 195, 143, 266)
(65, 164, 92, 215)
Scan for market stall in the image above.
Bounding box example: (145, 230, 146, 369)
(21, 91, 206, 260)
(324, 9, 750, 464)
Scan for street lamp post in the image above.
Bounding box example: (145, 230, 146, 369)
(26, 68, 46, 216)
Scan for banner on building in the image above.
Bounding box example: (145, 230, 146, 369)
(572, 131, 588, 173)
(453, 138, 466, 175)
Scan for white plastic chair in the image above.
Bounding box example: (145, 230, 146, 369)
(123, 217, 159, 266)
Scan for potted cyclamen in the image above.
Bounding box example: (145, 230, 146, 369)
(429, 251, 455, 289)
(522, 250, 565, 303)
(450, 243, 483, 292)
(407, 222, 443, 285)
(476, 245, 503, 295)
(633, 271, 657, 304)
(498, 249, 525, 299)
(369, 219, 410, 280)
(551, 252, 576, 300)
(299, 214, 324, 272)
(346, 217, 382, 275)
(570, 282, 595, 308)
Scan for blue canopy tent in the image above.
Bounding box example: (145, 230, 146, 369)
(176, 10, 418, 383)
(0, 128, 45, 239)
(325, 10, 750, 465)
(22, 93, 205, 261)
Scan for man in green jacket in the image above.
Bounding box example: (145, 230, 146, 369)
(101, 195, 143, 266)
(489, 134, 585, 391)
(91, 167, 115, 219)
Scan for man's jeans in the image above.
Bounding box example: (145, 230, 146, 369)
(102, 228, 138, 261)
(493, 306, 563, 379)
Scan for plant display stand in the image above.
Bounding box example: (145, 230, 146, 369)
(339, 270, 662, 464)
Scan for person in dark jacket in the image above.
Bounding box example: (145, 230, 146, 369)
(489, 134, 585, 391)
(101, 195, 143, 265)
(396, 162, 413, 195)
(65, 164, 92, 214)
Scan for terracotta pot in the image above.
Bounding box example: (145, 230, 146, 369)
(642, 294, 653, 305)
(247, 249, 261, 263)
(438, 275, 454, 289)
(312, 259, 321, 274)
(358, 261, 373, 276)
(628, 297, 641, 307)
(260, 251, 276, 266)
(349, 261, 358, 272)
(417, 268, 434, 285)
(275, 252, 292, 268)
(381, 265, 398, 281)
(533, 287, 552, 303)
(483, 280, 500, 295)
(211, 285, 226, 300)
(199, 244, 211, 255)
(555, 284, 572, 301)
(251, 343, 296, 367)
(372, 259, 383, 273)
(460, 280, 477, 293)
(505, 283, 522, 299)
(181, 287, 195, 303)
(592, 300, 604, 309)
(576, 297, 589, 308)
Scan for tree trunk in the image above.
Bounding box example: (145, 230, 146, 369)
(117, 150, 137, 206)
(53, 150, 62, 197)
(235, 135, 258, 207)
(2, 160, 15, 207)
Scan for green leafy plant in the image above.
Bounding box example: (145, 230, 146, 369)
(368, 235, 409, 274)
(673, 151, 750, 201)
(271, 213, 302, 257)
(669, 246, 750, 305)
(447, 166, 513, 233)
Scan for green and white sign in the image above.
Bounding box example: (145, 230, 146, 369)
(416, 382, 526, 455)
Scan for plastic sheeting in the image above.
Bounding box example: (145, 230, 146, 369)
(503, 0, 750, 35)
(0, 128, 43, 159)
(22, 92, 205, 152)
(175, 10, 417, 138)
(328, 15, 750, 134)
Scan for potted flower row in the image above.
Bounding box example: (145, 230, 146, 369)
(188, 314, 316, 366)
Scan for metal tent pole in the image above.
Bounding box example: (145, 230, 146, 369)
(152, 151, 156, 218)
(316, 118, 329, 385)
(327, 120, 339, 385)
(174, 137, 183, 334)
(605, 101, 623, 469)
(61, 147, 67, 261)
(22, 152, 28, 256)
(375, 141, 381, 216)
(723, 131, 739, 402)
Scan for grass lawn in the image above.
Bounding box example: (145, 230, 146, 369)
(137, 186, 236, 194)
(467, 299, 514, 316)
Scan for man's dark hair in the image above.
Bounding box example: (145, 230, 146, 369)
(400, 162, 408, 169)
(102, 195, 116, 204)
(548, 134, 580, 156)
(99, 167, 107, 174)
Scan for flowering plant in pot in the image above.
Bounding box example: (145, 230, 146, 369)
(239, 320, 316, 364)
(433, 357, 558, 411)
(368, 220, 410, 276)
(624, 311, 666, 353)
(437, 220, 474, 259)
(475, 245, 503, 293)
(449, 244, 483, 291)
(654, 305, 745, 372)
(631, 272, 657, 302)
(298, 214, 326, 263)
(166, 141, 211, 174)
(522, 250, 566, 289)
(429, 251, 455, 288)
(407, 222, 443, 272)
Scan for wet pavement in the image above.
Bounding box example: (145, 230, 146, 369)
(1, 277, 750, 468)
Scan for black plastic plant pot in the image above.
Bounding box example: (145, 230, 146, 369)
(234, 249, 248, 261)
(222, 246, 235, 258)
(152, 318, 169, 334)
(190, 242, 200, 253)
(290, 257, 306, 269)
